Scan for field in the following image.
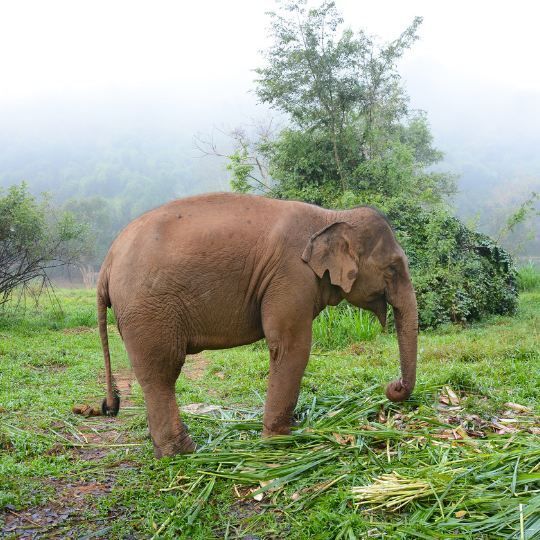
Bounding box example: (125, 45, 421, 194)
(0, 280, 539, 539)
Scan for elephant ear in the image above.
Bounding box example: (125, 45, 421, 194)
(301, 222, 359, 293)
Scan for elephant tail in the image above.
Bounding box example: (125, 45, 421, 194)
(97, 271, 120, 417)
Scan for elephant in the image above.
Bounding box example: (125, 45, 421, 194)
(97, 192, 418, 457)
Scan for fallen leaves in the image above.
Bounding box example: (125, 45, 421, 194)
(436, 388, 539, 439)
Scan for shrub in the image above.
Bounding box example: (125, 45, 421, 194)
(377, 198, 517, 327)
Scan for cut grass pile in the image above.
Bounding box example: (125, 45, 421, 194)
(153, 387, 540, 538)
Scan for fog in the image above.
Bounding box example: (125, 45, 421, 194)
(1, 0, 539, 252)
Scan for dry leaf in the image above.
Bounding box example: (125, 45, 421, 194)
(333, 433, 355, 445)
(504, 402, 532, 413)
(444, 386, 460, 406)
(453, 426, 469, 439)
(492, 422, 518, 434)
(439, 395, 450, 406)
(181, 403, 221, 415)
(455, 510, 466, 518)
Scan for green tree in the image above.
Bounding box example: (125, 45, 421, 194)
(0, 183, 88, 303)
(231, 0, 454, 204)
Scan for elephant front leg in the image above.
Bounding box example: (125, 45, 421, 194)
(262, 319, 312, 437)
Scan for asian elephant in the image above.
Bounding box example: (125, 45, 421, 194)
(97, 192, 418, 457)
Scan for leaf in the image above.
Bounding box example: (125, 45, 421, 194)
(504, 402, 532, 414)
(333, 433, 355, 445)
(443, 386, 460, 406)
(181, 403, 222, 415)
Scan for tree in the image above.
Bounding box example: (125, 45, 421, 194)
(228, 0, 454, 204)
(0, 183, 88, 304)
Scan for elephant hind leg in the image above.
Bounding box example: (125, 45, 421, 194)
(124, 331, 195, 457)
(141, 376, 196, 457)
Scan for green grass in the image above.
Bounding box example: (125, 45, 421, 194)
(0, 285, 539, 538)
(518, 261, 540, 292)
(312, 304, 380, 350)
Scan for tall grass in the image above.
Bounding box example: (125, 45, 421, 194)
(312, 305, 380, 350)
(517, 261, 540, 291)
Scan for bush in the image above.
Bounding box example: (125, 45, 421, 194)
(381, 199, 518, 327)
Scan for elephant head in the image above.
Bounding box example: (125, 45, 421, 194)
(302, 210, 418, 402)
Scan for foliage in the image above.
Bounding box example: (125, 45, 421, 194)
(380, 198, 518, 327)
(235, 0, 455, 203)
(227, 0, 516, 327)
(0, 183, 88, 304)
(0, 287, 539, 537)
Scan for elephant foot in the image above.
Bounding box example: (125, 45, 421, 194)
(262, 425, 291, 437)
(152, 431, 196, 458)
(262, 409, 293, 437)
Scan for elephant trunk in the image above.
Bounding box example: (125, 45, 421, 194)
(385, 288, 418, 402)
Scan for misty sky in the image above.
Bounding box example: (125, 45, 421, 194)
(2, 1, 540, 101)
(1, 0, 540, 197)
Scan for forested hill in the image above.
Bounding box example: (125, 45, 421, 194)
(0, 128, 225, 211)
(0, 99, 229, 207)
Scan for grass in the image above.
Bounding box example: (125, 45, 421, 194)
(312, 304, 380, 350)
(0, 277, 539, 538)
(518, 261, 540, 292)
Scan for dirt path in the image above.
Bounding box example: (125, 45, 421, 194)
(182, 353, 211, 381)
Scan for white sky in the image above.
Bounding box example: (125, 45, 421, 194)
(1, 0, 540, 104)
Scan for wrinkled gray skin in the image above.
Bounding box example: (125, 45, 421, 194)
(97, 193, 418, 457)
